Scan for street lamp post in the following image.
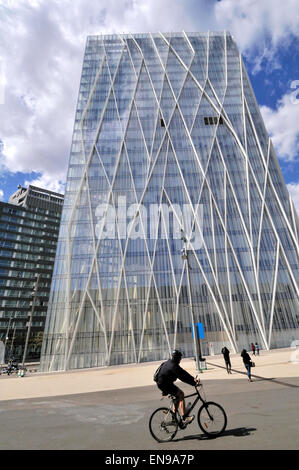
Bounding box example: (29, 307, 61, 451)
(4, 314, 14, 363)
(181, 232, 202, 373)
(9, 321, 16, 357)
(22, 273, 40, 368)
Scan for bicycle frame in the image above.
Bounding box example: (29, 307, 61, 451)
(169, 385, 205, 419)
(182, 386, 205, 418)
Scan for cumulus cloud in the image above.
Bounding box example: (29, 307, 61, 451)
(0, 0, 83, 190)
(24, 173, 65, 195)
(0, 0, 298, 195)
(287, 182, 299, 216)
(215, 0, 299, 72)
(260, 91, 299, 161)
(0, 189, 4, 201)
(0, 0, 212, 193)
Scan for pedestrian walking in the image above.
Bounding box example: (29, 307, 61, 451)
(255, 342, 259, 355)
(250, 342, 256, 356)
(221, 346, 232, 374)
(241, 349, 253, 382)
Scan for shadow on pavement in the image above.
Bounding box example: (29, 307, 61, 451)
(174, 426, 257, 442)
(206, 362, 299, 389)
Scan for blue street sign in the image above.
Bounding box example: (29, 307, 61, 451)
(191, 322, 204, 339)
(197, 322, 204, 339)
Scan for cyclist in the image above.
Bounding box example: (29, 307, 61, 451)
(155, 349, 200, 425)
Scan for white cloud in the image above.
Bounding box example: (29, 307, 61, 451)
(24, 173, 65, 195)
(0, 0, 83, 191)
(214, 0, 299, 68)
(287, 182, 299, 217)
(0, 0, 211, 193)
(260, 92, 299, 161)
(0, 189, 4, 201)
(0, 0, 298, 195)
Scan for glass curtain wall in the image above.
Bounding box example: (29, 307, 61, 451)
(40, 32, 299, 372)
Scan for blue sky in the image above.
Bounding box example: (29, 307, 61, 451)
(0, 0, 298, 212)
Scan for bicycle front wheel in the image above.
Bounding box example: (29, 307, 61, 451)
(197, 401, 227, 437)
(149, 407, 178, 443)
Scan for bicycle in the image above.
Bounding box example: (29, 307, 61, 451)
(0, 360, 19, 376)
(149, 383, 227, 442)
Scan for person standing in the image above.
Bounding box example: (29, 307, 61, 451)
(241, 349, 253, 382)
(250, 343, 256, 356)
(221, 346, 232, 374)
(255, 342, 259, 355)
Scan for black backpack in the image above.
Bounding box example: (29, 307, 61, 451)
(153, 362, 165, 382)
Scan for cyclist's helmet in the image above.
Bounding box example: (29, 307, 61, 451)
(171, 349, 183, 362)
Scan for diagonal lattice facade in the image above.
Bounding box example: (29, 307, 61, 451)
(40, 32, 299, 372)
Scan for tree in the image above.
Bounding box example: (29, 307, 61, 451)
(32, 331, 44, 352)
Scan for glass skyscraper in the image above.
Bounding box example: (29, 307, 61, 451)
(40, 32, 299, 372)
(0, 185, 63, 362)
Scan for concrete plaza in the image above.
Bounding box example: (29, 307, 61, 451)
(0, 347, 298, 450)
(0, 347, 298, 401)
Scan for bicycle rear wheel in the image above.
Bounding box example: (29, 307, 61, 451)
(197, 401, 227, 437)
(149, 407, 178, 443)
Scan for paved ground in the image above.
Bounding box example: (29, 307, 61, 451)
(0, 347, 298, 451)
(0, 377, 298, 450)
(1, 347, 298, 401)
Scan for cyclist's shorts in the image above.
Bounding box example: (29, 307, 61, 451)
(157, 382, 180, 397)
